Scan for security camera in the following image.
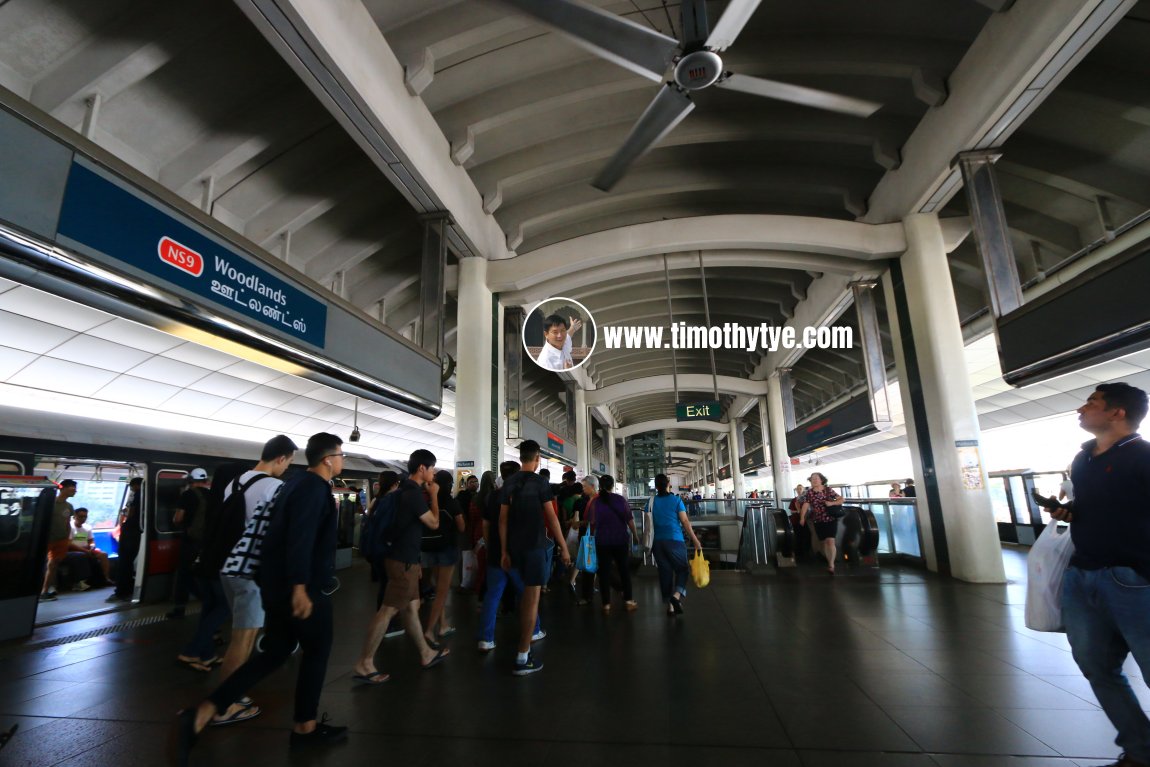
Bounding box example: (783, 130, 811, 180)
(349, 427, 361, 442)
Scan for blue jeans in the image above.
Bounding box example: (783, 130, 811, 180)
(477, 565, 541, 643)
(181, 575, 230, 661)
(652, 540, 688, 602)
(1062, 565, 1150, 762)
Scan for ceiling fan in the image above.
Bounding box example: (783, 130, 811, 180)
(489, 0, 882, 191)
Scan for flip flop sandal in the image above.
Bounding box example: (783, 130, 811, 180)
(437, 627, 457, 638)
(210, 705, 262, 727)
(352, 671, 390, 685)
(176, 657, 214, 672)
(421, 647, 450, 670)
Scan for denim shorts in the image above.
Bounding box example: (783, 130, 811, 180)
(421, 548, 460, 568)
(221, 575, 264, 630)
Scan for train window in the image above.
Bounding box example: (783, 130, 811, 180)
(155, 470, 188, 534)
(0, 460, 24, 475)
(70, 478, 130, 531)
(988, 478, 1013, 524)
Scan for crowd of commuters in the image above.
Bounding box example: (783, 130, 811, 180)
(165, 434, 709, 765)
(26, 380, 1138, 767)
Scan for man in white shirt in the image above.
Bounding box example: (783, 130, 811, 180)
(535, 314, 583, 371)
(68, 507, 112, 586)
(212, 434, 298, 726)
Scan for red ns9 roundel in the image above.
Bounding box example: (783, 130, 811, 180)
(157, 236, 204, 277)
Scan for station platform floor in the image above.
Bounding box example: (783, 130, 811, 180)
(0, 549, 1140, 767)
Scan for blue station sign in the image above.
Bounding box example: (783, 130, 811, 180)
(56, 161, 327, 348)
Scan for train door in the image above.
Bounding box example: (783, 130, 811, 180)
(31, 458, 144, 624)
(143, 465, 195, 602)
(0, 475, 55, 640)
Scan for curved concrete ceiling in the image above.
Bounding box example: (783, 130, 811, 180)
(0, 0, 1146, 471)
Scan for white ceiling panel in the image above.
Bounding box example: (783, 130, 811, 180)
(254, 409, 308, 431)
(0, 275, 18, 292)
(0, 345, 37, 379)
(85, 317, 184, 354)
(219, 360, 284, 385)
(278, 396, 327, 418)
(0, 286, 111, 331)
(235, 385, 298, 409)
(161, 342, 243, 371)
(0, 309, 78, 353)
(263, 374, 320, 395)
(213, 400, 273, 424)
(160, 388, 231, 417)
(127, 356, 212, 388)
(314, 404, 351, 423)
(94, 375, 183, 408)
(296, 417, 339, 435)
(9, 357, 118, 396)
(46, 334, 154, 372)
(188, 371, 258, 399)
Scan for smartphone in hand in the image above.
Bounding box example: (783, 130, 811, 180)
(1030, 488, 1062, 510)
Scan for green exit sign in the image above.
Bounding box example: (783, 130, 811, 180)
(676, 400, 722, 422)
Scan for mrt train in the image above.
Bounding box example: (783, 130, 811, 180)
(0, 405, 401, 637)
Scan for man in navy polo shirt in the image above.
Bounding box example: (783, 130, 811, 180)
(1050, 382, 1150, 767)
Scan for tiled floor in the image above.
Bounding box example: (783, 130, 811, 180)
(0, 547, 1139, 766)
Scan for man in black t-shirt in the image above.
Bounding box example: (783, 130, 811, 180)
(353, 449, 448, 683)
(500, 441, 570, 676)
(168, 468, 211, 619)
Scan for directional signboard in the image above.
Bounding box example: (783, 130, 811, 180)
(676, 400, 722, 422)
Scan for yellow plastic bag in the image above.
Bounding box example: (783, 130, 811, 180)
(691, 550, 710, 588)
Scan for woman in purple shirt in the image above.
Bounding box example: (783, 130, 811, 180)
(588, 475, 640, 613)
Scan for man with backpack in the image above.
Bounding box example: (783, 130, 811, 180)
(352, 449, 449, 684)
(167, 468, 211, 619)
(500, 440, 572, 675)
(171, 433, 350, 764)
(204, 434, 297, 726)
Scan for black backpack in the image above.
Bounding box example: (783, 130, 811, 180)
(196, 473, 271, 576)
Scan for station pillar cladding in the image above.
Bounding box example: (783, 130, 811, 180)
(454, 257, 493, 474)
(883, 213, 1005, 583)
(765, 378, 792, 503)
(729, 417, 746, 500)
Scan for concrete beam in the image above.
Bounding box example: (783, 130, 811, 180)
(864, 0, 1136, 223)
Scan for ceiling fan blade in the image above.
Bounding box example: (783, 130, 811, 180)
(592, 84, 695, 192)
(680, 0, 710, 49)
(490, 0, 678, 82)
(716, 73, 881, 117)
(705, 0, 761, 52)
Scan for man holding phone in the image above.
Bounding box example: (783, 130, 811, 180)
(1046, 383, 1150, 767)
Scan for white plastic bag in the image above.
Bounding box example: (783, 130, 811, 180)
(460, 549, 478, 590)
(1025, 523, 1075, 632)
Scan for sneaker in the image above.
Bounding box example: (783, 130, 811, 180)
(289, 715, 347, 748)
(512, 653, 543, 676)
(531, 629, 547, 642)
(625, 600, 638, 612)
(106, 593, 128, 603)
(72, 581, 91, 592)
(39, 591, 57, 602)
(477, 640, 496, 652)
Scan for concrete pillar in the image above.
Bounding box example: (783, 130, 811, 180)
(711, 438, 721, 497)
(765, 378, 792, 505)
(454, 257, 492, 473)
(884, 213, 1005, 583)
(607, 425, 617, 476)
(729, 418, 746, 500)
(575, 387, 590, 475)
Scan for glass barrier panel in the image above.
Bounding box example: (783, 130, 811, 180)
(889, 502, 921, 558)
(1008, 476, 1030, 525)
(988, 478, 1013, 524)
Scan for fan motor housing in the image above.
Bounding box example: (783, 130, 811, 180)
(674, 50, 723, 90)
